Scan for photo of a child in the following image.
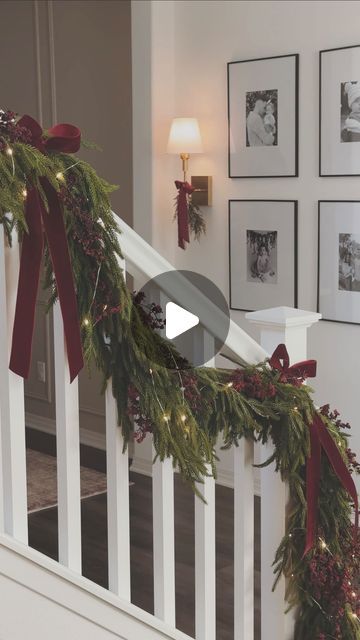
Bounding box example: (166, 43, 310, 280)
(246, 89, 278, 147)
(247, 230, 277, 284)
(339, 233, 360, 291)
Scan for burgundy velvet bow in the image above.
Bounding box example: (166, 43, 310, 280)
(270, 344, 358, 554)
(175, 180, 194, 250)
(9, 115, 84, 383)
(270, 343, 317, 383)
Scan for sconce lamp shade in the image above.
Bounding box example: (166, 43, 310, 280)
(167, 118, 203, 154)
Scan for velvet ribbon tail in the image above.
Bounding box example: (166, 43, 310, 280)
(175, 180, 193, 250)
(9, 184, 83, 383)
(304, 413, 359, 555)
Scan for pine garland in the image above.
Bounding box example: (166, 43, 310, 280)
(0, 110, 359, 639)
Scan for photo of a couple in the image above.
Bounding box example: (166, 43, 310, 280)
(246, 89, 278, 147)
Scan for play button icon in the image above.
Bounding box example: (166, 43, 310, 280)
(131, 269, 230, 368)
(165, 302, 199, 339)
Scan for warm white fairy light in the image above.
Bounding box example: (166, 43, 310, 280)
(288, 533, 293, 538)
(319, 538, 327, 550)
(21, 188, 27, 199)
(6, 147, 13, 156)
(227, 381, 233, 388)
(351, 591, 356, 598)
(83, 317, 90, 327)
(181, 414, 186, 422)
(56, 171, 64, 181)
(163, 415, 169, 422)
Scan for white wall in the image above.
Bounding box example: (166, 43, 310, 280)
(132, 0, 360, 487)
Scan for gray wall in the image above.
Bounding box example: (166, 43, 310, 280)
(0, 0, 133, 440)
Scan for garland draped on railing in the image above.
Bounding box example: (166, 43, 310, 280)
(0, 109, 359, 640)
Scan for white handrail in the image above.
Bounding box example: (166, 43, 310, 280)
(115, 214, 268, 366)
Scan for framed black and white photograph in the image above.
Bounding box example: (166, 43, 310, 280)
(320, 45, 360, 176)
(229, 200, 297, 311)
(318, 201, 360, 323)
(227, 54, 299, 178)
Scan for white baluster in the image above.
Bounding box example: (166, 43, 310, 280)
(194, 329, 216, 640)
(152, 289, 176, 625)
(0, 225, 27, 541)
(53, 303, 81, 572)
(234, 439, 254, 640)
(152, 455, 175, 625)
(246, 307, 321, 640)
(106, 382, 131, 599)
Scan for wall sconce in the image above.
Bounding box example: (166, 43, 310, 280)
(167, 117, 212, 206)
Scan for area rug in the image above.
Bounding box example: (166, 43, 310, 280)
(27, 448, 108, 514)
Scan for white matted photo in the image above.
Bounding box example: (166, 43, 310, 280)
(229, 200, 297, 311)
(320, 45, 360, 175)
(227, 54, 298, 178)
(318, 201, 360, 323)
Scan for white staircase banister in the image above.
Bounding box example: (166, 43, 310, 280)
(114, 214, 267, 366)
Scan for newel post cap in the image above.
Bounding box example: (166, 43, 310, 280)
(245, 306, 322, 330)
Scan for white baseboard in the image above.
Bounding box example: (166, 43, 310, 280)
(26, 412, 106, 451)
(131, 454, 261, 495)
(26, 413, 261, 495)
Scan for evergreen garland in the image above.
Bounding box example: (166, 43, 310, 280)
(0, 110, 359, 639)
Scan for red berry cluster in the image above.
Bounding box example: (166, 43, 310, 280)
(0, 109, 32, 149)
(182, 372, 202, 412)
(230, 370, 277, 400)
(59, 176, 121, 325)
(127, 384, 154, 443)
(320, 404, 351, 431)
(309, 542, 359, 639)
(132, 291, 166, 331)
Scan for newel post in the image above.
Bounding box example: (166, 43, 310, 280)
(246, 306, 321, 640)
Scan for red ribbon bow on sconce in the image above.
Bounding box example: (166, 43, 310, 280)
(270, 344, 358, 555)
(9, 115, 84, 383)
(175, 180, 194, 250)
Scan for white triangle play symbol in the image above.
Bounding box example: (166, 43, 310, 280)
(165, 302, 199, 340)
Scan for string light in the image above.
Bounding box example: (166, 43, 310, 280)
(56, 171, 64, 181)
(6, 147, 13, 156)
(351, 591, 356, 599)
(319, 538, 327, 550)
(163, 415, 169, 422)
(149, 368, 153, 374)
(227, 381, 233, 388)
(181, 414, 186, 422)
(293, 406, 299, 413)
(288, 533, 293, 538)
(21, 188, 27, 199)
(83, 317, 90, 327)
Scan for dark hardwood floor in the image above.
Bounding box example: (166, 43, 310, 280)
(28, 471, 261, 640)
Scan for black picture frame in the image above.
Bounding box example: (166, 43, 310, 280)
(228, 199, 298, 312)
(227, 53, 299, 178)
(319, 44, 360, 177)
(317, 200, 360, 324)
